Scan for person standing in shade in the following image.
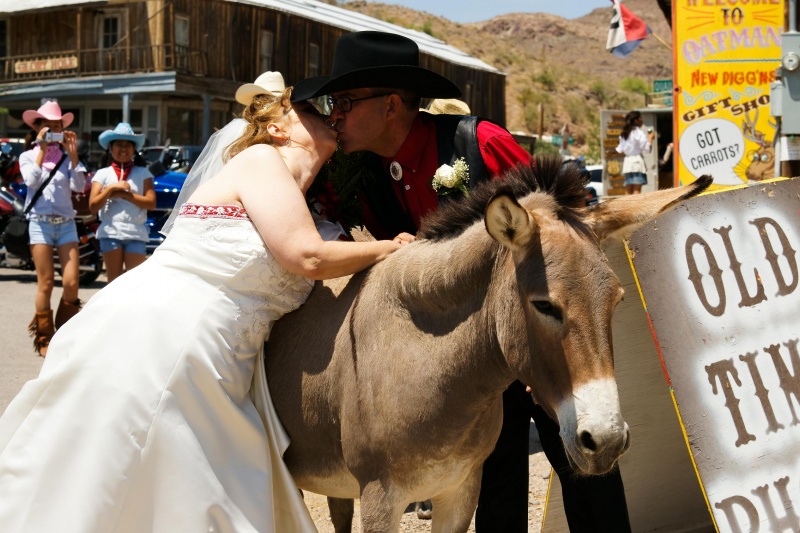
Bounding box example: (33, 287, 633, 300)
(293, 31, 632, 532)
(616, 110, 654, 195)
(89, 123, 156, 283)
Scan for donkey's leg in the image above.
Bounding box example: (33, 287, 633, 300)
(359, 480, 405, 533)
(327, 496, 354, 533)
(430, 470, 483, 533)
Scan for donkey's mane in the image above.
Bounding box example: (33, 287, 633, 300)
(419, 155, 589, 241)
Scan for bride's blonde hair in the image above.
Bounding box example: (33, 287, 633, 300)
(224, 87, 293, 161)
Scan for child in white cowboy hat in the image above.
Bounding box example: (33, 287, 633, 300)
(18, 100, 86, 356)
(89, 122, 155, 282)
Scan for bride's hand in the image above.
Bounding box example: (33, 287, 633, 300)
(393, 232, 416, 246)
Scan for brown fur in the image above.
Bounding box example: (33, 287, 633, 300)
(265, 158, 712, 532)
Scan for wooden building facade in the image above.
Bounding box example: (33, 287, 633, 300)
(0, 0, 506, 163)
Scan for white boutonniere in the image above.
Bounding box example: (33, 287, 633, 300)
(432, 158, 470, 196)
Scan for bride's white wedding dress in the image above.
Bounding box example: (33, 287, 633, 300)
(0, 204, 318, 533)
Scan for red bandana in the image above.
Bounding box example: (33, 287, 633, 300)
(111, 161, 134, 182)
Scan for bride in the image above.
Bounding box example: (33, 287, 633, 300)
(0, 88, 406, 532)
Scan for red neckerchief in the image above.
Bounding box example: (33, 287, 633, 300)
(111, 161, 134, 181)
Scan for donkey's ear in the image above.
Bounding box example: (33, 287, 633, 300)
(485, 190, 538, 250)
(586, 175, 712, 242)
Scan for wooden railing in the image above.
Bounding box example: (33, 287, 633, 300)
(0, 44, 208, 82)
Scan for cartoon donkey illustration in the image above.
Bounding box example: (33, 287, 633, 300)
(742, 108, 777, 182)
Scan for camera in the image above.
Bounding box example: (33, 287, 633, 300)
(44, 131, 64, 143)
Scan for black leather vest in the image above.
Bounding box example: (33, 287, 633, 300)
(359, 115, 493, 238)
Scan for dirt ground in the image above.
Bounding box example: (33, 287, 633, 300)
(303, 424, 552, 532)
(0, 267, 552, 532)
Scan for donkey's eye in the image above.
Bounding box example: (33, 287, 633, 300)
(531, 300, 562, 320)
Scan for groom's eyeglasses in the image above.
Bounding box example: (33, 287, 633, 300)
(327, 92, 395, 113)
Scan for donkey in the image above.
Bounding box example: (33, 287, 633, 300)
(266, 157, 712, 532)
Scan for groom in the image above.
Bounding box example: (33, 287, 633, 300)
(292, 31, 631, 532)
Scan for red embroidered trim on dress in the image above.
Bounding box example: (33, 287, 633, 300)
(178, 204, 250, 220)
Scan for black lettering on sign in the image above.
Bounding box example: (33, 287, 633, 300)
(685, 218, 798, 317)
(715, 476, 800, 533)
(705, 358, 756, 447)
(705, 337, 800, 447)
(686, 233, 726, 316)
(763, 339, 800, 426)
(750, 217, 798, 298)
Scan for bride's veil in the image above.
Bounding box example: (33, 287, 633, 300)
(160, 118, 247, 235)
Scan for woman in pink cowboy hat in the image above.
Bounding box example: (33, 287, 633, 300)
(18, 100, 86, 356)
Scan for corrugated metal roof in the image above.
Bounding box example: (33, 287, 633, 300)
(6, 0, 500, 74)
(2, 0, 105, 13)
(228, 0, 500, 73)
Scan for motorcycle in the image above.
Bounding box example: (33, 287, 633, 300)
(0, 181, 104, 287)
(0, 141, 22, 186)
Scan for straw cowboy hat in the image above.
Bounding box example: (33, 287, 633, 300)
(426, 98, 471, 116)
(22, 101, 74, 129)
(98, 122, 146, 151)
(235, 71, 286, 105)
(291, 31, 461, 102)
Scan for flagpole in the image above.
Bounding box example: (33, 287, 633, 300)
(650, 32, 672, 51)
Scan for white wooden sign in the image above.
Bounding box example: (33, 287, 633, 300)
(629, 178, 800, 533)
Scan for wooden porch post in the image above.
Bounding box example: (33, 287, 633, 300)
(202, 94, 212, 143)
(146, 1, 165, 71)
(122, 93, 131, 124)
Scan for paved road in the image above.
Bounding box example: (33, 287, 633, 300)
(0, 266, 106, 412)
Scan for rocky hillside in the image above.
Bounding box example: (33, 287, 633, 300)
(340, 0, 673, 160)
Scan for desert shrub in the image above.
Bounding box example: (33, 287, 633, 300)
(534, 141, 560, 156)
(620, 76, 649, 95)
(523, 104, 540, 133)
(532, 68, 557, 91)
(589, 80, 611, 106)
(563, 94, 590, 124)
(585, 120, 602, 164)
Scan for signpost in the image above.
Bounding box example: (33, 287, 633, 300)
(673, 0, 784, 187)
(628, 177, 800, 532)
(544, 178, 800, 532)
(14, 56, 79, 74)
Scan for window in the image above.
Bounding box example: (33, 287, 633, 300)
(308, 43, 319, 77)
(175, 15, 190, 48)
(259, 30, 274, 73)
(0, 20, 7, 58)
(0, 19, 7, 76)
(100, 14, 120, 49)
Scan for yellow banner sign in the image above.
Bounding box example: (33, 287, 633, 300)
(674, 0, 783, 187)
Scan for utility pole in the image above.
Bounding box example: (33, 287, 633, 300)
(537, 103, 544, 141)
(778, 0, 800, 177)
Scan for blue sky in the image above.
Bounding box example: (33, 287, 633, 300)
(356, 0, 612, 23)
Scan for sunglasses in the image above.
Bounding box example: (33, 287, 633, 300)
(326, 92, 395, 113)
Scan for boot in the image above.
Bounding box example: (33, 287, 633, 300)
(55, 298, 83, 330)
(28, 310, 55, 357)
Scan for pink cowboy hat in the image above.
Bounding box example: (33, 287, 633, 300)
(22, 101, 74, 129)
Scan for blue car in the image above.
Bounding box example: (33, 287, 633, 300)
(146, 168, 188, 254)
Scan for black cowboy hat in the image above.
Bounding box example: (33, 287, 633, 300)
(291, 31, 462, 102)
